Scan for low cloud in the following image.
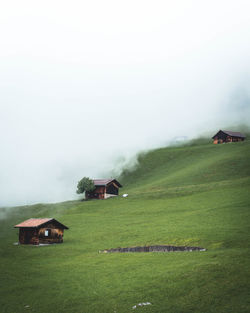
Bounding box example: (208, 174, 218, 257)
(0, 0, 250, 206)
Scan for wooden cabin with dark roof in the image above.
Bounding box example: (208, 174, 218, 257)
(212, 130, 246, 144)
(86, 179, 122, 200)
(14, 218, 69, 245)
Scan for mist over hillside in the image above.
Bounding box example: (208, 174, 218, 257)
(0, 136, 249, 312)
(0, 0, 250, 206)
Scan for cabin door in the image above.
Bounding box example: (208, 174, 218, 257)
(24, 230, 33, 244)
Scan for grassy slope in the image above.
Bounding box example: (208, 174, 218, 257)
(0, 140, 250, 313)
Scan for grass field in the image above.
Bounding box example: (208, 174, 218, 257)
(0, 139, 250, 313)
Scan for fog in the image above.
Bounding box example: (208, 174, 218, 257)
(0, 0, 250, 206)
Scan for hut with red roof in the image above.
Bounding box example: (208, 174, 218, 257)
(14, 218, 69, 245)
(212, 130, 246, 144)
(86, 179, 122, 200)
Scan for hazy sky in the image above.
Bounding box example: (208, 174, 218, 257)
(0, 0, 250, 206)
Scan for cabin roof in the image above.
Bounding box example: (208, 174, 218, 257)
(222, 130, 246, 138)
(14, 218, 69, 229)
(212, 130, 246, 139)
(93, 179, 122, 187)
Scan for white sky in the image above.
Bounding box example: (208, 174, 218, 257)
(0, 0, 250, 206)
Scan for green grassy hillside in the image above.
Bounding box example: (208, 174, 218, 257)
(1, 139, 250, 313)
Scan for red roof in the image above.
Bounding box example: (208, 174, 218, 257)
(93, 179, 122, 187)
(14, 218, 68, 229)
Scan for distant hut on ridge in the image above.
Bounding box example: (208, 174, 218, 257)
(86, 179, 122, 200)
(212, 130, 246, 144)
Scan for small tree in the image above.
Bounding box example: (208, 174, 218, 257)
(76, 177, 95, 197)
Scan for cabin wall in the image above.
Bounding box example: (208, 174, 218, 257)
(231, 137, 244, 142)
(213, 131, 227, 144)
(19, 228, 39, 245)
(106, 183, 119, 195)
(214, 136, 244, 144)
(86, 186, 106, 199)
(38, 227, 64, 244)
(213, 137, 220, 144)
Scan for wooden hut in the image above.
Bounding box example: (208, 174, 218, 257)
(212, 130, 246, 144)
(86, 179, 122, 200)
(14, 218, 69, 245)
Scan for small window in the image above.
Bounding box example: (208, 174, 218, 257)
(44, 229, 51, 237)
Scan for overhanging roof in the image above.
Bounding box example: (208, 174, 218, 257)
(222, 130, 246, 138)
(93, 179, 122, 187)
(14, 218, 69, 229)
